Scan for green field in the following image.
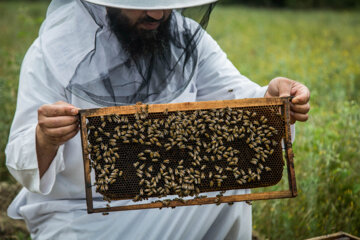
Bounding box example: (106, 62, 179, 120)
(0, 2, 359, 239)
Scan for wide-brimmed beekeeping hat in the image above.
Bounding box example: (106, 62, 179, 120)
(83, 0, 218, 10)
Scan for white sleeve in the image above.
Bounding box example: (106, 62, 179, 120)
(5, 39, 67, 195)
(195, 31, 268, 101)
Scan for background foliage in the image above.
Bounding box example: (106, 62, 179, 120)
(221, 0, 360, 9)
(207, 6, 360, 239)
(2, 0, 360, 9)
(0, 1, 359, 239)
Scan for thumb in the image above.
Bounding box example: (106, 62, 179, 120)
(276, 78, 293, 98)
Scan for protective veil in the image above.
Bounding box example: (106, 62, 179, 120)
(45, 0, 218, 106)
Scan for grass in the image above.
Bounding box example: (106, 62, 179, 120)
(206, 7, 360, 239)
(0, 2, 47, 181)
(0, 2, 359, 239)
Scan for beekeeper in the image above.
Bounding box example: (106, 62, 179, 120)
(6, 0, 310, 239)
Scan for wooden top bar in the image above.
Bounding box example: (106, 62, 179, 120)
(79, 97, 288, 118)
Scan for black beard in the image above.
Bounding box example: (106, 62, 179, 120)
(107, 8, 172, 60)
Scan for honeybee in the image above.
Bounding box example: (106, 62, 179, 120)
(136, 169, 143, 176)
(209, 181, 214, 187)
(259, 163, 264, 169)
(139, 163, 145, 170)
(145, 171, 151, 178)
(250, 159, 258, 165)
(256, 174, 261, 181)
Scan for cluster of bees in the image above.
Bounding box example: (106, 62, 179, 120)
(86, 105, 281, 203)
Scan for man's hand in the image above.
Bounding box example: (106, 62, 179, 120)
(36, 101, 80, 177)
(265, 77, 310, 124)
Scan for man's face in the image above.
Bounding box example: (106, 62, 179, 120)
(107, 8, 173, 59)
(118, 9, 172, 31)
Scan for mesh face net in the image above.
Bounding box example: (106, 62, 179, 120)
(65, 1, 216, 107)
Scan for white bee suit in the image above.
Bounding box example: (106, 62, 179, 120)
(5, 0, 281, 239)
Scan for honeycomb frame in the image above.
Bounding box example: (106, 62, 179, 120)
(79, 97, 296, 213)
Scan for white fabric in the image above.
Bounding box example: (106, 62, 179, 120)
(84, 0, 218, 10)
(5, 1, 279, 239)
(46, 0, 73, 16)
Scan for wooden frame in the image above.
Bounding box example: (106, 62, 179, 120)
(79, 97, 297, 213)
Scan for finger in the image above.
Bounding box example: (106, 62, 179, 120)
(57, 127, 80, 144)
(39, 116, 79, 128)
(290, 103, 310, 114)
(54, 101, 81, 113)
(54, 101, 73, 106)
(291, 85, 310, 105)
(290, 111, 309, 123)
(39, 104, 79, 117)
(43, 123, 79, 138)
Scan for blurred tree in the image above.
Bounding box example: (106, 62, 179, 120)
(220, 0, 360, 8)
